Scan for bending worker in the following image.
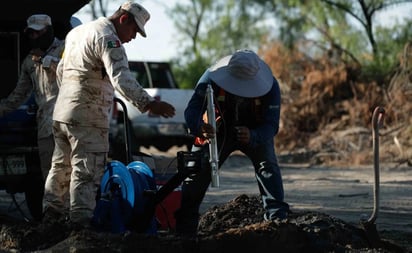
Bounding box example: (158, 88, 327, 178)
(175, 49, 290, 236)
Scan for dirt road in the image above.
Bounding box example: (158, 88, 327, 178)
(1, 148, 411, 235)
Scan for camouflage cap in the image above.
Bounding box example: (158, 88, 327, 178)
(121, 1, 150, 38)
(26, 14, 52, 31)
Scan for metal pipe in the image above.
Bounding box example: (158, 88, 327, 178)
(206, 83, 219, 187)
(114, 97, 132, 164)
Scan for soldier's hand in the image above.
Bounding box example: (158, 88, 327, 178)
(30, 48, 45, 56)
(30, 49, 45, 62)
(146, 100, 175, 118)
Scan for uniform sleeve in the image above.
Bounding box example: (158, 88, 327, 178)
(99, 35, 153, 112)
(184, 82, 208, 137)
(0, 57, 33, 116)
(56, 57, 63, 88)
(248, 77, 281, 147)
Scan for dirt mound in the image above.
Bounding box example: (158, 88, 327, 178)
(263, 42, 411, 167)
(1, 194, 408, 253)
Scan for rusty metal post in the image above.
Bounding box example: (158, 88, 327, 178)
(360, 106, 385, 248)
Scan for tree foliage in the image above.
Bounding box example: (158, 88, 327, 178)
(167, 0, 270, 88)
(167, 0, 412, 87)
(264, 1, 412, 66)
(82, 0, 114, 19)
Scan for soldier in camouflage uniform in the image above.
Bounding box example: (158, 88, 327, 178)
(0, 14, 64, 181)
(43, 1, 176, 226)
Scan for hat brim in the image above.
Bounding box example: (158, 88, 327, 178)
(133, 17, 147, 37)
(26, 24, 47, 31)
(208, 54, 273, 97)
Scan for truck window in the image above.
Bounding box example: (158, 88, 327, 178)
(130, 69, 150, 88)
(128, 61, 177, 89)
(148, 67, 174, 89)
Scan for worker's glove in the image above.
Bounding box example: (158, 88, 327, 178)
(200, 123, 215, 139)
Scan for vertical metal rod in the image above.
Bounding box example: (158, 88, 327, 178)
(114, 97, 132, 164)
(206, 83, 219, 187)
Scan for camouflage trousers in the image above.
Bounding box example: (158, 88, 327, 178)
(44, 121, 109, 224)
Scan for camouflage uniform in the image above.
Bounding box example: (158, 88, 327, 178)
(0, 38, 64, 180)
(44, 17, 153, 224)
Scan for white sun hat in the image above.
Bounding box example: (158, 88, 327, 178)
(208, 49, 273, 97)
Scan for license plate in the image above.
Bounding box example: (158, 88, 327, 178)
(0, 154, 27, 175)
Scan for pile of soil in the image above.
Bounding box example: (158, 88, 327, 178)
(265, 42, 412, 167)
(1, 195, 410, 253)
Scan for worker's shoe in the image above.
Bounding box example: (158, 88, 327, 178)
(67, 219, 93, 231)
(33, 211, 71, 241)
(174, 209, 199, 239)
(42, 206, 68, 224)
(264, 208, 289, 221)
(175, 231, 198, 240)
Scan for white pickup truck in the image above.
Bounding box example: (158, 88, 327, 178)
(109, 61, 194, 161)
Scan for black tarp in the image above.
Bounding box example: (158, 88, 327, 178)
(0, 0, 90, 95)
(1, 0, 90, 39)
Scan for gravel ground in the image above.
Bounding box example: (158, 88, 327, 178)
(1, 147, 411, 252)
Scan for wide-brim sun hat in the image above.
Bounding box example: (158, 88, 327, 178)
(208, 49, 273, 97)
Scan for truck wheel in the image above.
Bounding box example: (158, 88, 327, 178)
(24, 174, 44, 221)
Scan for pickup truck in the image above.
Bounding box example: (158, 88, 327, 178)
(109, 61, 195, 161)
(0, 0, 89, 220)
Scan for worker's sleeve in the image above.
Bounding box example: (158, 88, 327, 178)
(100, 35, 153, 112)
(184, 82, 208, 137)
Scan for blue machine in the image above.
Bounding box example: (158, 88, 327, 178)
(92, 160, 157, 234)
(92, 98, 200, 234)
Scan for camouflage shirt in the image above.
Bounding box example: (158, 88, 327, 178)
(53, 17, 153, 128)
(0, 38, 64, 138)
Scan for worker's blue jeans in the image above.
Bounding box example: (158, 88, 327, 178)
(175, 134, 289, 235)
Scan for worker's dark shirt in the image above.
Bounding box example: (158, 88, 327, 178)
(184, 77, 281, 148)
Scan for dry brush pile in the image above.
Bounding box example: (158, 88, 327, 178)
(262, 42, 412, 167)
